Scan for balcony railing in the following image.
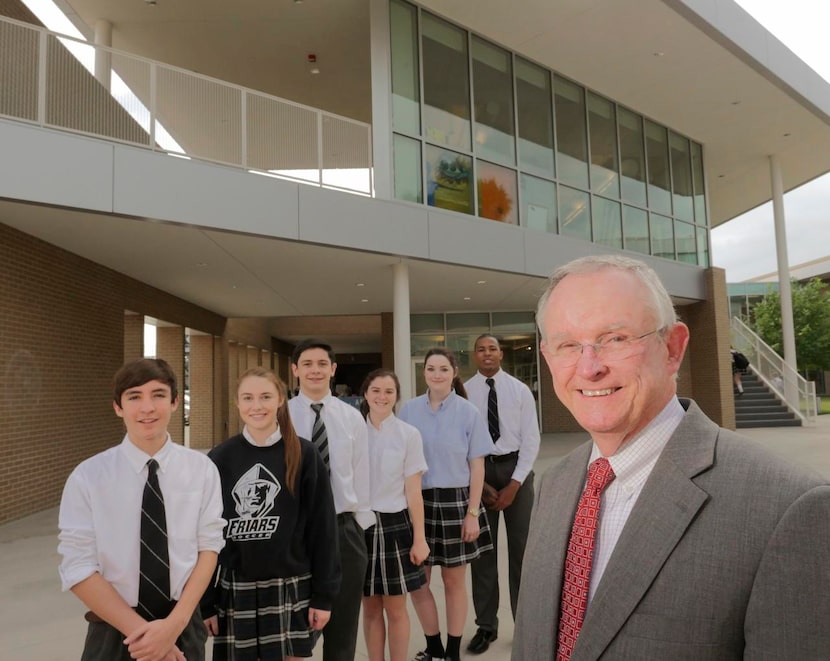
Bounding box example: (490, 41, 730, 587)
(0, 15, 373, 195)
(731, 316, 817, 426)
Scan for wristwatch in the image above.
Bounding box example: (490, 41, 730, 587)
(467, 506, 481, 517)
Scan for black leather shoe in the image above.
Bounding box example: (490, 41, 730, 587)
(467, 628, 498, 654)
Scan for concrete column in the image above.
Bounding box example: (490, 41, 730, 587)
(214, 337, 229, 445)
(247, 346, 259, 369)
(94, 19, 112, 92)
(123, 312, 144, 361)
(228, 342, 241, 436)
(393, 261, 412, 401)
(189, 334, 214, 449)
(156, 325, 185, 444)
(370, 0, 393, 199)
(769, 155, 798, 401)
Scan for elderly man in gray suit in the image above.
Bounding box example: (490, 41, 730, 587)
(513, 255, 830, 661)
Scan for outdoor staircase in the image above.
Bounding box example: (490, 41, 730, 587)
(735, 371, 801, 428)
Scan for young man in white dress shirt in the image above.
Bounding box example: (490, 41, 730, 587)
(464, 335, 540, 654)
(288, 339, 375, 661)
(58, 358, 225, 661)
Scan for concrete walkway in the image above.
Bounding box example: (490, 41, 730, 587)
(1, 417, 827, 660)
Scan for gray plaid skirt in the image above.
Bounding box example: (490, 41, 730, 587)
(422, 486, 493, 567)
(364, 509, 427, 596)
(211, 567, 315, 660)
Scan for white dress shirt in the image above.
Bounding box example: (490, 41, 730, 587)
(587, 397, 686, 601)
(367, 414, 428, 513)
(58, 435, 226, 603)
(288, 392, 375, 529)
(465, 369, 541, 484)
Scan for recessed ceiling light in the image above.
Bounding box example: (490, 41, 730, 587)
(730, 100, 741, 106)
(356, 282, 365, 287)
(718, 174, 725, 179)
(361, 298, 369, 303)
(477, 280, 486, 285)
(653, 51, 665, 57)
(783, 132, 791, 137)
(310, 67, 320, 75)
(463, 296, 471, 301)
(196, 262, 207, 267)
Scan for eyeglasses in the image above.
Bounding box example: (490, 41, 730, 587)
(546, 329, 663, 367)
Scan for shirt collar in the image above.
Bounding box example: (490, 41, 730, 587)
(120, 434, 174, 474)
(589, 397, 685, 484)
(242, 425, 283, 447)
(296, 391, 333, 407)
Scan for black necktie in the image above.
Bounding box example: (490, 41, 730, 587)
(486, 378, 500, 442)
(137, 458, 171, 620)
(311, 403, 330, 468)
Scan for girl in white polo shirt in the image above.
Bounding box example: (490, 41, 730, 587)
(359, 369, 430, 661)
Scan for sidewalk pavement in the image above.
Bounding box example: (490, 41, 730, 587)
(1, 416, 827, 660)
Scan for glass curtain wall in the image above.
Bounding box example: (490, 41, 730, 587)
(389, 0, 710, 266)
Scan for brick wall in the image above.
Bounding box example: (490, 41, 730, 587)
(0, 222, 225, 523)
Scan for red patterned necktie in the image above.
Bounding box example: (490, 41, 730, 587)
(556, 457, 616, 661)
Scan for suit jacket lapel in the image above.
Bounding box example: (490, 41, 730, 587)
(573, 400, 718, 660)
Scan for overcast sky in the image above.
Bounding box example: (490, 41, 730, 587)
(712, 1, 830, 282)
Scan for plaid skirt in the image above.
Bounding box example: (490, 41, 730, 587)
(422, 487, 494, 567)
(364, 509, 427, 596)
(212, 567, 315, 660)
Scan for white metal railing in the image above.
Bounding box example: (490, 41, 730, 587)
(731, 316, 817, 426)
(0, 15, 373, 195)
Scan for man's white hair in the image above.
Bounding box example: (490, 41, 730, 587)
(535, 254, 678, 338)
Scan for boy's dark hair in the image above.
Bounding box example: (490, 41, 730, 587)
(113, 358, 178, 404)
(474, 333, 502, 348)
(291, 338, 336, 365)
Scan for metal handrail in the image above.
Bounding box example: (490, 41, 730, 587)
(0, 14, 373, 195)
(730, 316, 817, 426)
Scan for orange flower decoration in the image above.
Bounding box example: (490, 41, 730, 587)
(478, 178, 512, 222)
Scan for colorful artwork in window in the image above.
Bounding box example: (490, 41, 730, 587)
(426, 146, 474, 215)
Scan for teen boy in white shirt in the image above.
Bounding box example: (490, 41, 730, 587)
(59, 358, 225, 661)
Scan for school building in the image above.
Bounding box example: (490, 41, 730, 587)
(2, 0, 830, 523)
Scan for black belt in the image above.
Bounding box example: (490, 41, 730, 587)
(487, 451, 519, 464)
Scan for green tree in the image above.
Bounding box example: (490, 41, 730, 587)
(752, 278, 830, 371)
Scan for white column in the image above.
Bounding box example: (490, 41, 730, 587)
(769, 155, 798, 395)
(393, 260, 412, 401)
(94, 19, 112, 92)
(369, 0, 393, 199)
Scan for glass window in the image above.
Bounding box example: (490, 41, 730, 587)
(691, 141, 707, 225)
(623, 205, 649, 255)
(618, 107, 646, 206)
(559, 185, 591, 241)
(670, 132, 694, 222)
(422, 13, 471, 151)
(393, 133, 422, 203)
(650, 213, 674, 259)
(472, 37, 515, 165)
(390, 0, 420, 135)
(588, 92, 619, 198)
(554, 77, 589, 189)
(675, 220, 696, 264)
(411, 313, 444, 333)
(645, 120, 671, 215)
(446, 312, 490, 332)
(425, 145, 473, 215)
(696, 226, 709, 266)
(477, 160, 517, 224)
(499, 334, 539, 396)
(593, 197, 622, 249)
(492, 311, 536, 333)
(411, 335, 445, 355)
(516, 57, 554, 177)
(520, 174, 557, 232)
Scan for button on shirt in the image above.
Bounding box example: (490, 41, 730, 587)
(399, 392, 492, 489)
(465, 370, 541, 484)
(288, 393, 375, 530)
(586, 397, 685, 601)
(367, 414, 428, 513)
(58, 436, 226, 603)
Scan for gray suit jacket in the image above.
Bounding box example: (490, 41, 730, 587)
(512, 399, 830, 660)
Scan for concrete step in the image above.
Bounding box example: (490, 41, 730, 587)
(737, 418, 802, 428)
